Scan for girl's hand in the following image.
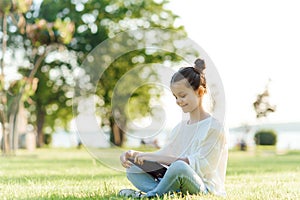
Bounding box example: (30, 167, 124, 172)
(120, 150, 136, 168)
(134, 152, 147, 165)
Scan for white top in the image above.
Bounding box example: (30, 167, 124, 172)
(156, 116, 228, 196)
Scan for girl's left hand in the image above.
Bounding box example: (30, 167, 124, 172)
(134, 153, 147, 165)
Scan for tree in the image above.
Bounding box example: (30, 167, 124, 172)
(38, 0, 196, 146)
(1, 0, 199, 149)
(0, 0, 36, 154)
(0, 0, 75, 152)
(19, 59, 76, 147)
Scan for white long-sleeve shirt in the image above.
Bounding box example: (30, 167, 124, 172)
(156, 116, 228, 196)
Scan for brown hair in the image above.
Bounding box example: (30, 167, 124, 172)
(171, 58, 206, 91)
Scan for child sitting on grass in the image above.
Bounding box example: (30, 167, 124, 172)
(119, 58, 228, 198)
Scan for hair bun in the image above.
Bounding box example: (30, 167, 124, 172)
(194, 58, 206, 74)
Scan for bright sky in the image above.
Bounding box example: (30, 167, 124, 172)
(166, 0, 300, 127)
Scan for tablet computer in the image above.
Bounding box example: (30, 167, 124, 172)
(128, 158, 168, 180)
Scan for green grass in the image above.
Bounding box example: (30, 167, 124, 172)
(0, 148, 300, 200)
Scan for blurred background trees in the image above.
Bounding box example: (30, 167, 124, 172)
(0, 0, 75, 154)
(0, 0, 196, 153)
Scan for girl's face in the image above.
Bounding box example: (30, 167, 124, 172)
(171, 79, 201, 113)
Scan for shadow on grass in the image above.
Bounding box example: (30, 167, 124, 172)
(25, 194, 208, 200)
(25, 195, 120, 200)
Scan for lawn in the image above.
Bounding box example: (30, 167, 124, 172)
(0, 148, 299, 200)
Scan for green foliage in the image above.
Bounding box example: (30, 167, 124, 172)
(1, 0, 77, 150)
(254, 129, 277, 145)
(14, 0, 33, 13)
(37, 0, 192, 146)
(20, 61, 74, 134)
(25, 18, 75, 46)
(0, 0, 12, 14)
(3, 0, 194, 147)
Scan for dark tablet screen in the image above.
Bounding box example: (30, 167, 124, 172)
(127, 158, 168, 180)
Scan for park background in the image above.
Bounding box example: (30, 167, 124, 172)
(0, 0, 300, 199)
(43, 0, 300, 151)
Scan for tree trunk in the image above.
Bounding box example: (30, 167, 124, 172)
(109, 117, 124, 146)
(0, 12, 9, 155)
(9, 113, 16, 152)
(10, 100, 20, 153)
(36, 108, 45, 148)
(1, 123, 10, 155)
(0, 100, 10, 155)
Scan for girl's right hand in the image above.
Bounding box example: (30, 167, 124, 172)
(120, 150, 135, 168)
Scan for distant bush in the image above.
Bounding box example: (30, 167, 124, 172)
(254, 129, 277, 145)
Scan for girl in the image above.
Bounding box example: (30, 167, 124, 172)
(119, 58, 228, 198)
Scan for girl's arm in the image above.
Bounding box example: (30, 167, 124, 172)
(120, 123, 185, 167)
(120, 149, 189, 168)
(134, 151, 189, 165)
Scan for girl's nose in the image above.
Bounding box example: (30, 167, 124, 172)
(176, 99, 182, 105)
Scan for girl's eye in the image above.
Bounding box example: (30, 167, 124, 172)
(173, 94, 186, 99)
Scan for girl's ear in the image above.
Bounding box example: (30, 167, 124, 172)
(197, 86, 205, 97)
